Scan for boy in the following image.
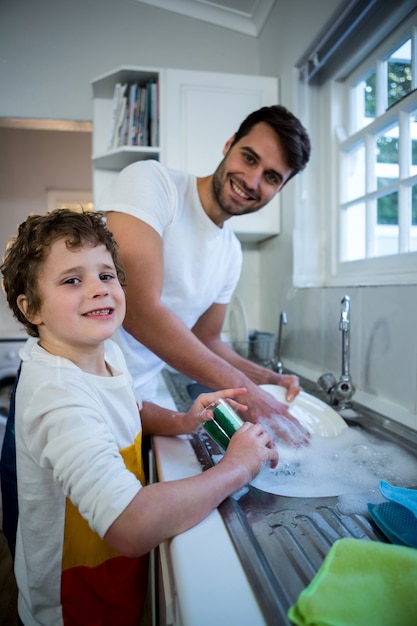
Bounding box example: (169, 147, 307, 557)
(1, 209, 277, 626)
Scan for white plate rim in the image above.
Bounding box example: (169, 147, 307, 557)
(259, 383, 347, 437)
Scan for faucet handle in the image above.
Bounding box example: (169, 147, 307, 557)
(317, 372, 337, 394)
(334, 377, 355, 402)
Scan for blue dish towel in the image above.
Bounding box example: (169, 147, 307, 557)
(287, 538, 417, 626)
(379, 480, 417, 516)
(368, 480, 417, 548)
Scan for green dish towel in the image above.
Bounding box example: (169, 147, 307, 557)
(287, 538, 417, 626)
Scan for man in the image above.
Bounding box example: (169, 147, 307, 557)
(100, 105, 311, 444)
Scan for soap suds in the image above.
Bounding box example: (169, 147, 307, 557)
(250, 426, 417, 498)
(336, 490, 386, 516)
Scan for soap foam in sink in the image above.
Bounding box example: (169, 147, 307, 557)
(336, 490, 387, 516)
(250, 426, 417, 498)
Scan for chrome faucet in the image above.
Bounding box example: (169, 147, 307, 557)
(273, 311, 287, 373)
(317, 295, 355, 407)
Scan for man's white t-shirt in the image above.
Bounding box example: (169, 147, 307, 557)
(99, 159, 242, 399)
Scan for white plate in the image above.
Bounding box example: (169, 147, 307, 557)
(259, 384, 347, 437)
(250, 387, 417, 498)
(251, 385, 349, 497)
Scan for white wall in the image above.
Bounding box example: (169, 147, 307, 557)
(0, 0, 258, 121)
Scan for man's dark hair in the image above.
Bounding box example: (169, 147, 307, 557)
(231, 105, 311, 182)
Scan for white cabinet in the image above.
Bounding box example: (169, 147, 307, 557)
(92, 66, 280, 242)
(163, 68, 280, 242)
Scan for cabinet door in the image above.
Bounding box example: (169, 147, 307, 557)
(163, 69, 280, 242)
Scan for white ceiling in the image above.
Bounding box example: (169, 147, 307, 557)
(134, 0, 276, 36)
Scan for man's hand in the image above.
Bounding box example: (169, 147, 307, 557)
(237, 382, 310, 446)
(268, 372, 300, 402)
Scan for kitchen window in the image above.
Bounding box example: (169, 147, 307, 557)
(339, 29, 417, 268)
(295, 1, 417, 286)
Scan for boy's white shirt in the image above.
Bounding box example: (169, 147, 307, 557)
(14, 337, 143, 626)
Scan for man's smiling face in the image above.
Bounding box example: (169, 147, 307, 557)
(211, 121, 292, 219)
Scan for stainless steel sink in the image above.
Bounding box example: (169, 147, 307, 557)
(161, 368, 417, 626)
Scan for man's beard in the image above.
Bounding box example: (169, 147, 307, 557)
(211, 158, 263, 218)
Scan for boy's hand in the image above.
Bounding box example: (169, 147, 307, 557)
(183, 386, 278, 484)
(221, 421, 279, 482)
(184, 387, 248, 432)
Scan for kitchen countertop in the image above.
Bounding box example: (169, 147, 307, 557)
(152, 373, 267, 626)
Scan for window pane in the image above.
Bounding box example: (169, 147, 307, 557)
(376, 125, 399, 189)
(411, 111, 417, 175)
(387, 39, 412, 109)
(413, 184, 417, 225)
(344, 142, 365, 202)
(340, 202, 366, 261)
(374, 191, 399, 257)
(411, 183, 417, 252)
(377, 189, 398, 224)
(353, 72, 376, 130)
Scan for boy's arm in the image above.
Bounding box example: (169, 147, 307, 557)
(104, 421, 277, 557)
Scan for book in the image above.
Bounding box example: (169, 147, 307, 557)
(111, 83, 128, 149)
(138, 85, 148, 146)
(127, 83, 139, 146)
(107, 82, 122, 150)
(149, 79, 159, 146)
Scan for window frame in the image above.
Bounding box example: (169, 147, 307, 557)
(302, 10, 417, 287)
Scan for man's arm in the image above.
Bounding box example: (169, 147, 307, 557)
(106, 211, 308, 444)
(192, 302, 299, 396)
(107, 211, 246, 387)
(191, 302, 308, 444)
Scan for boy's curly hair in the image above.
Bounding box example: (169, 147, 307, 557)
(1, 208, 127, 337)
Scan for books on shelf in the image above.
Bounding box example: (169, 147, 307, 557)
(107, 78, 159, 150)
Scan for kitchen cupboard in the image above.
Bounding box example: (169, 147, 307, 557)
(92, 66, 280, 242)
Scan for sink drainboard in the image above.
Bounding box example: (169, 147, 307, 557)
(162, 369, 417, 626)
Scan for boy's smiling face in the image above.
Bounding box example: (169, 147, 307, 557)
(18, 238, 126, 362)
